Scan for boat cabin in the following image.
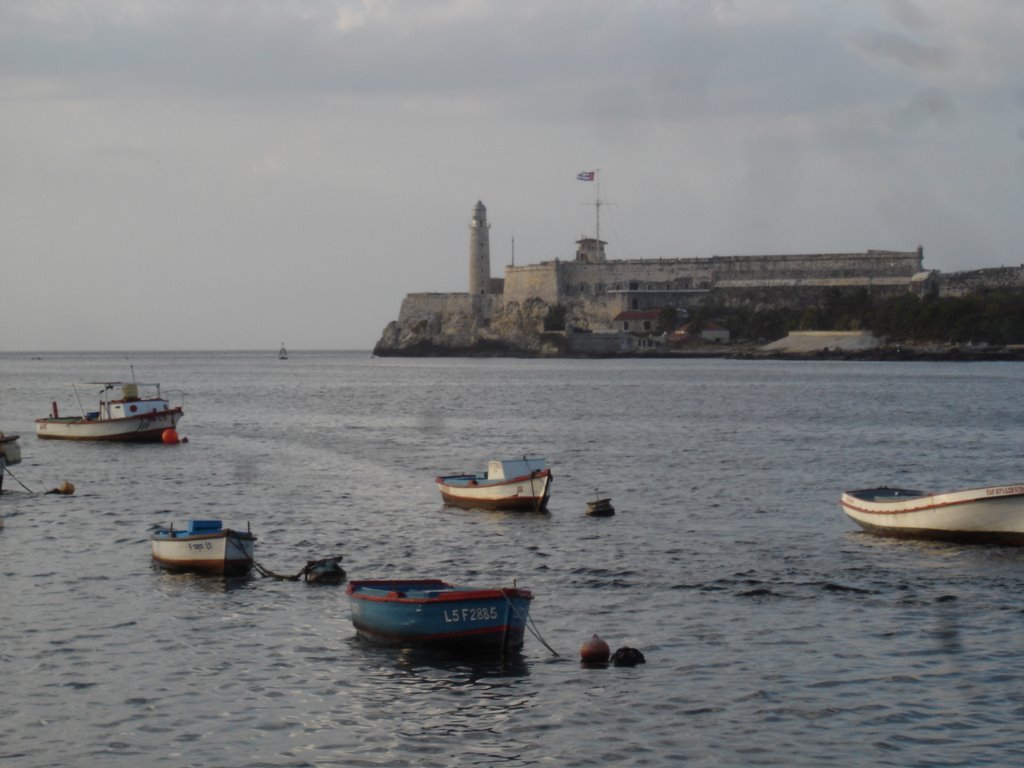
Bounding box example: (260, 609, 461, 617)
(92, 382, 171, 420)
(485, 457, 547, 481)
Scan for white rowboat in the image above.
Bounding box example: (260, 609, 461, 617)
(436, 457, 552, 511)
(840, 484, 1024, 546)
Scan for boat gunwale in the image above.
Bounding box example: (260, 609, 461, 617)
(346, 579, 533, 604)
(36, 405, 183, 428)
(150, 529, 256, 542)
(841, 484, 1024, 515)
(435, 468, 552, 488)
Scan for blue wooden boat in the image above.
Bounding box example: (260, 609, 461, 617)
(346, 579, 533, 652)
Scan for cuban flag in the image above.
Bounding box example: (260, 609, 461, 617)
(577, 171, 595, 181)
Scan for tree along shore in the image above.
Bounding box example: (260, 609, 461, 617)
(691, 287, 1024, 348)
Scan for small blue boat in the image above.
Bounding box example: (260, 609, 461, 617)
(150, 519, 256, 576)
(346, 579, 533, 652)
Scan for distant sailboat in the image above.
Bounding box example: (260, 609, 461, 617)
(278, 343, 288, 360)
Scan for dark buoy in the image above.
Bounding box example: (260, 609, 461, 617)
(580, 634, 610, 665)
(161, 428, 180, 445)
(586, 498, 615, 516)
(610, 647, 646, 667)
(303, 556, 346, 584)
(586, 489, 615, 516)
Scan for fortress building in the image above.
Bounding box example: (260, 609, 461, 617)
(374, 200, 1014, 356)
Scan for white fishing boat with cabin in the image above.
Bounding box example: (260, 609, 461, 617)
(36, 379, 183, 442)
(840, 483, 1024, 545)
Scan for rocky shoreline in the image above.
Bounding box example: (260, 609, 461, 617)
(372, 340, 1024, 362)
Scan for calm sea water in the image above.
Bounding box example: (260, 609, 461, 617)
(2, 352, 1023, 767)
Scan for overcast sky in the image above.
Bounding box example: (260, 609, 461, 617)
(2, 0, 1022, 351)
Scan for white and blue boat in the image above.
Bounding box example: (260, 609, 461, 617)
(346, 579, 533, 652)
(150, 519, 256, 576)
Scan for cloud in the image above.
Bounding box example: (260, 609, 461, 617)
(855, 29, 953, 72)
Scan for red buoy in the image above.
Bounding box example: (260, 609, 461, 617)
(161, 428, 180, 445)
(580, 634, 611, 664)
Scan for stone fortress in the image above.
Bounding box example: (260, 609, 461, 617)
(374, 201, 1024, 356)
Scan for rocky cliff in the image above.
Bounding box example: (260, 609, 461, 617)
(373, 296, 552, 356)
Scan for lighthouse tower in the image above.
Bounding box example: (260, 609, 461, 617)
(469, 200, 491, 295)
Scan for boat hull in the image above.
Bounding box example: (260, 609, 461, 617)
(150, 529, 256, 576)
(36, 409, 183, 441)
(0, 433, 22, 466)
(436, 469, 552, 511)
(346, 579, 533, 652)
(0, 433, 22, 493)
(840, 484, 1024, 545)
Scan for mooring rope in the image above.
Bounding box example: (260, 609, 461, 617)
(226, 531, 341, 582)
(2, 465, 34, 494)
(503, 589, 559, 657)
(1, 465, 74, 495)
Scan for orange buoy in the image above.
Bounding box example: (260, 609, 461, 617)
(161, 428, 180, 445)
(580, 634, 610, 664)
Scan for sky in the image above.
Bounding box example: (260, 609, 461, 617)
(1, 0, 1022, 352)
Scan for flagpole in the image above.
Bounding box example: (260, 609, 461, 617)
(595, 169, 601, 242)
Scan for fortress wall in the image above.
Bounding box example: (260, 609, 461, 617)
(937, 266, 1024, 297)
(503, 263, 561, 304)
(706, 250, 923, 279)
(505, 250, 924, 302)
(558, 260, 714, 291)
(398, 293, 498, 324)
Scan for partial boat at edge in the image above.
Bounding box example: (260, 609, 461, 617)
(840, 483, 1024, 545)
(0, 432, 22, 492)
